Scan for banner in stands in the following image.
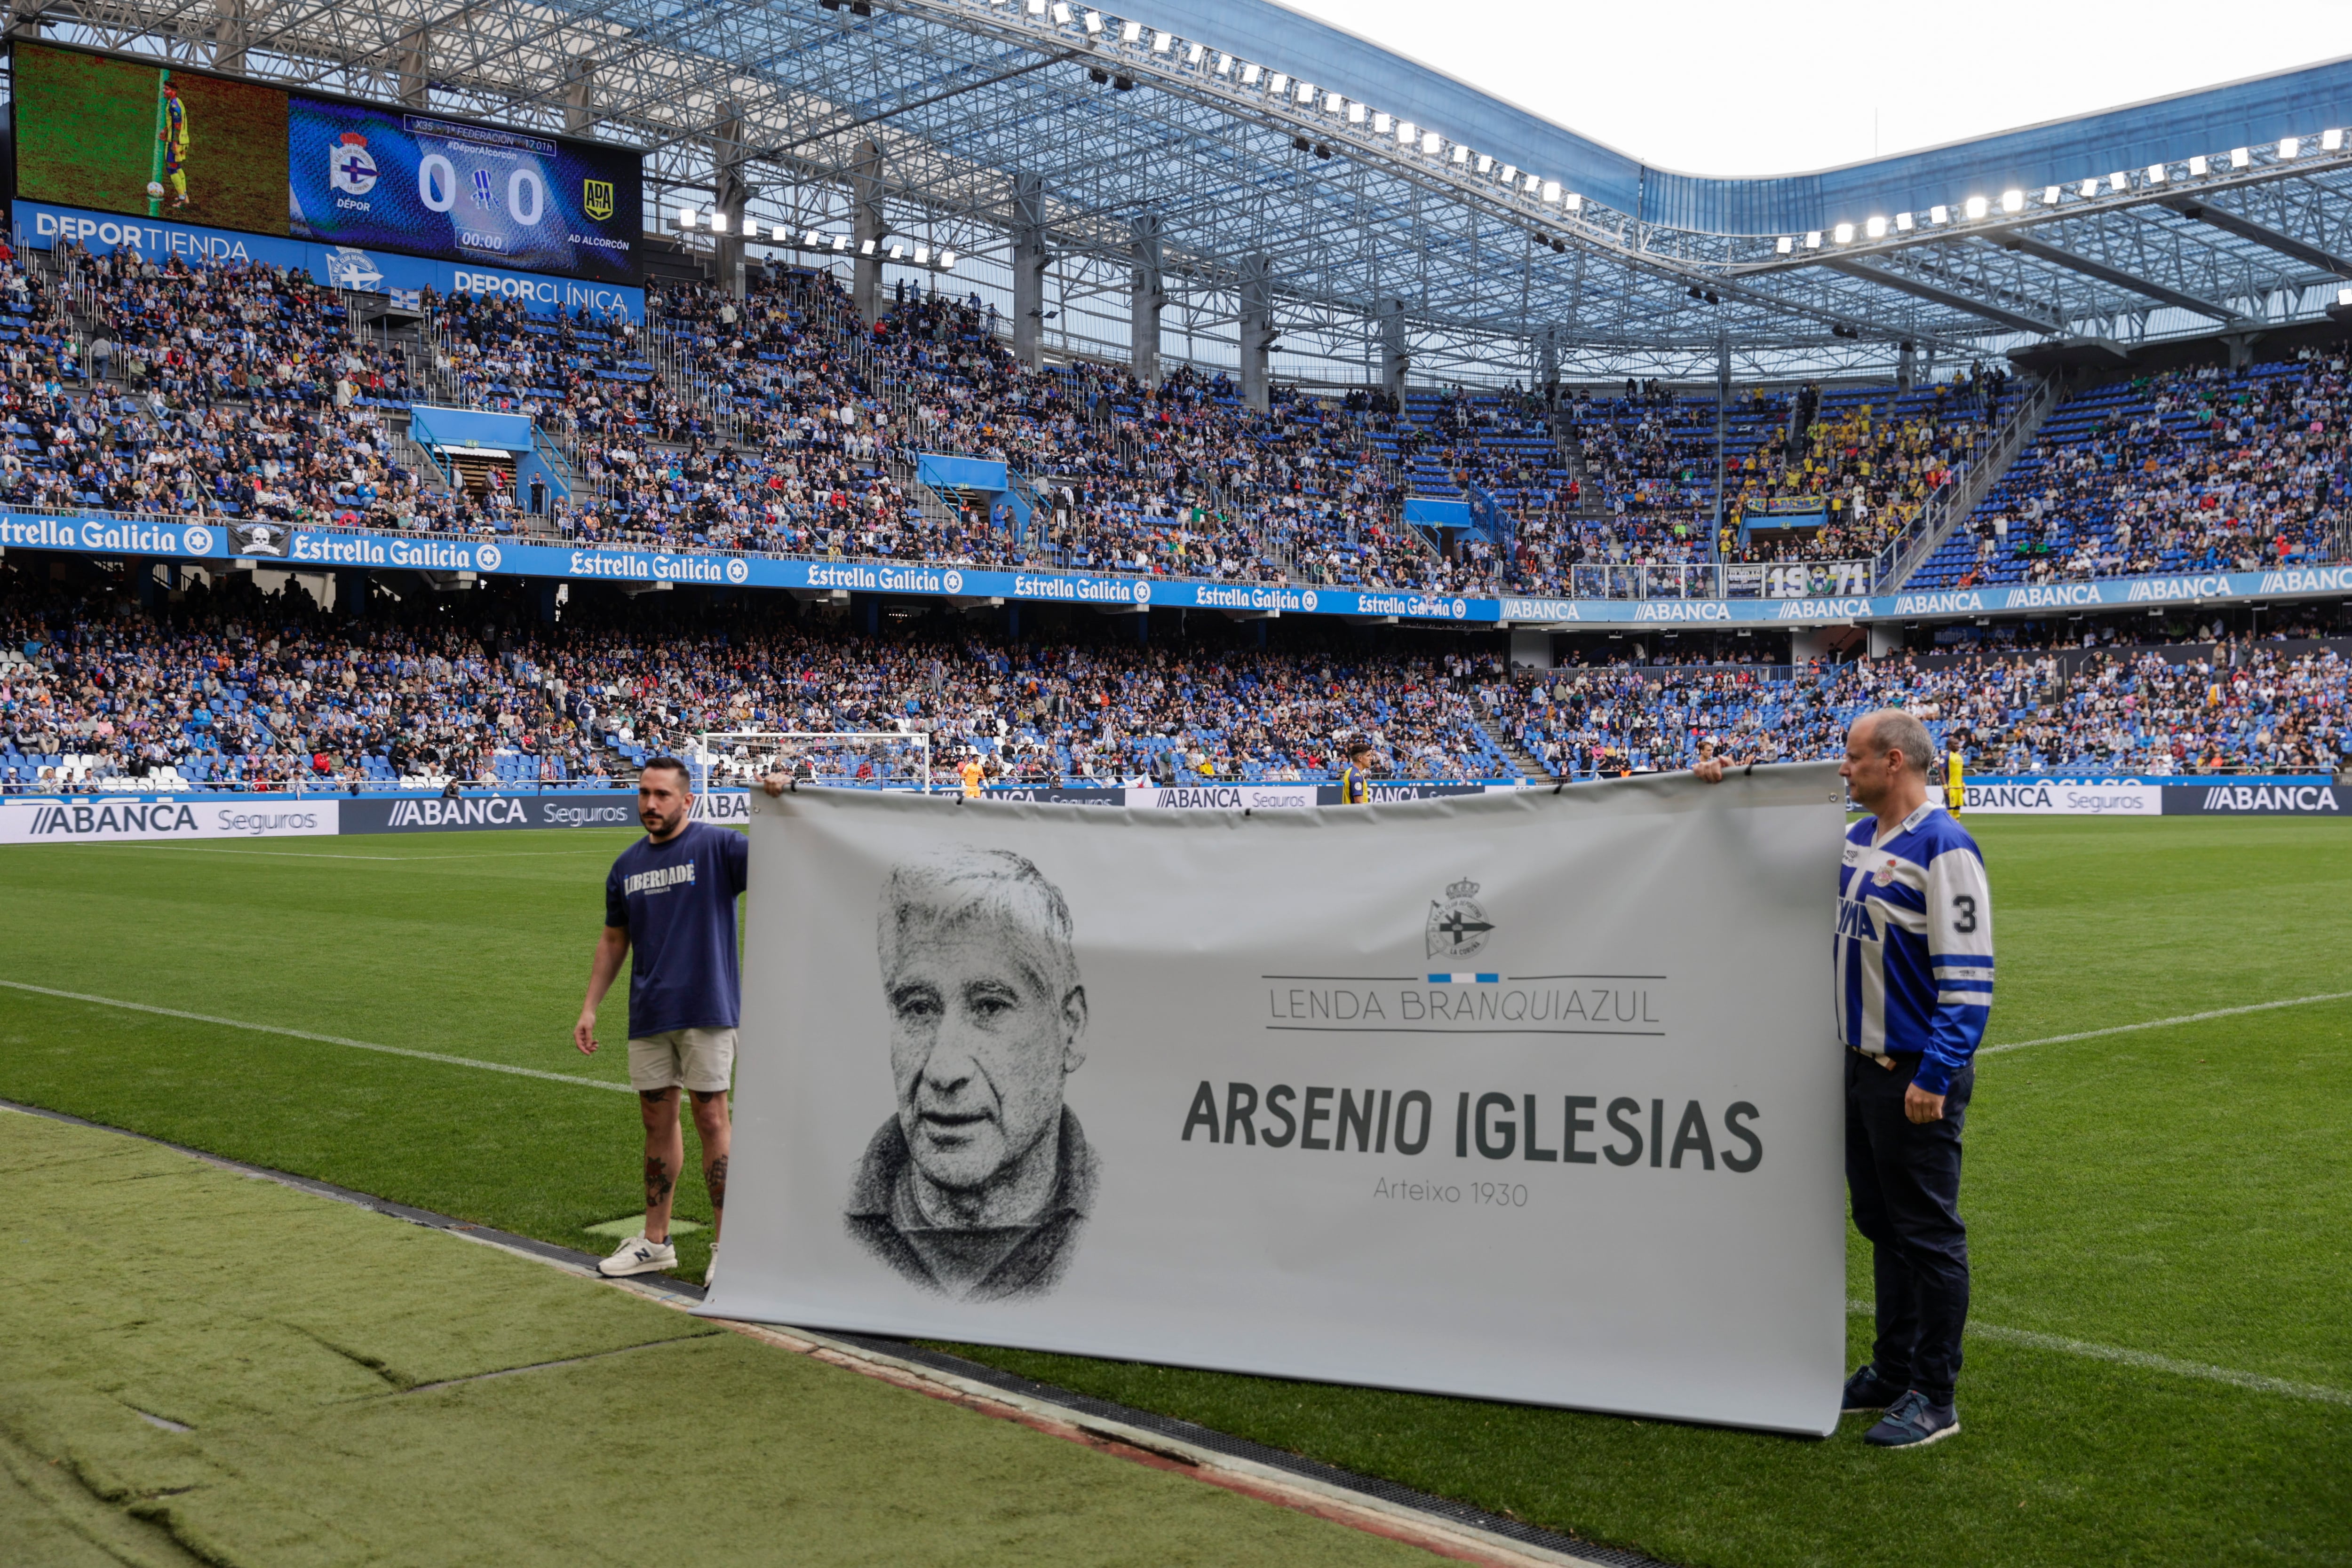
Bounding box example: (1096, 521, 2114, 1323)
(2161, 781, 2344, 815)
(0, 797, 337, 843)
(15, 202, 645, 321)
(707, 770, 1851, 1436)
(1961, 781, 2163, 816)
(2, 511, 2347, 626)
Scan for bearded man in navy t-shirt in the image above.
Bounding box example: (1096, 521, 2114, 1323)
(575, 758, 748, 1284)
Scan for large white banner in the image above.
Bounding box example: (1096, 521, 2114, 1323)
(0, 797, 340, 843)
(709, 766, 1850, 1435)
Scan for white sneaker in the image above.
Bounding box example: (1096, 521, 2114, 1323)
(704, 1242, 719, 1288)
(597, 1234, 676, 1277)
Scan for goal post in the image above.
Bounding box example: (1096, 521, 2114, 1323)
(691, 730, 934, 795)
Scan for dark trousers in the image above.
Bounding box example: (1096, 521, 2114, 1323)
(1846, 1052, 1972, 1405)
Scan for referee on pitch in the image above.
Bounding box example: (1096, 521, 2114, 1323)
(1701, 709, 1992, 1448)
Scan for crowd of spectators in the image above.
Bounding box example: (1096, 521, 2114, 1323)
(1907, 356, 2352, 590)
(1493, 633, 2349, 778)
(4, 242, 2350, 606)
(0, 569, 1513, 793)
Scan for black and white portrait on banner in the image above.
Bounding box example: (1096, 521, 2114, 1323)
(844, 846, 1099, 1301)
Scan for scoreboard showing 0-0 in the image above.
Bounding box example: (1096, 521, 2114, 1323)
(288, 96, 640, 286)
(7, 40, 643, 290)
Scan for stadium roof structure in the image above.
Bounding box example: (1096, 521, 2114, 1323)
(19, 0, 2352, 385)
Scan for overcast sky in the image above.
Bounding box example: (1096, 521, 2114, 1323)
(1279, 0, 2344, 176)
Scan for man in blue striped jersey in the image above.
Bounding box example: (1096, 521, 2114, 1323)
(1702, 708, 1991, 1449)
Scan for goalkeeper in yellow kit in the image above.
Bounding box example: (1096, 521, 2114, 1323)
(1944, 744, 1966, 814)
(158, 80, 191, 209)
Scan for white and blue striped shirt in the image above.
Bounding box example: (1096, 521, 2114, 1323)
(1835, 801, 1994, 1093)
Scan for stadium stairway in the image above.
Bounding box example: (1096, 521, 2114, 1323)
(1887, 376, 2063, 587)
(1470, 695, 1555, 781)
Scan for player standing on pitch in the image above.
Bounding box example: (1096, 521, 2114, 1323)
(575, 759, 747, 1284)
(1337, 739, 1377, 803)
(1699, 710, 1992, 1449)
(157, 79, 191, 209)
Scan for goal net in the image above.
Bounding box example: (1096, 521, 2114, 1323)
(691, 730, 934, 795)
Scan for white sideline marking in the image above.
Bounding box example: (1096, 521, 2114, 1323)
(1845, 1300, 2351, 1406)
(0, 981, 632, 1093)
(1983, 990, 2352, 1054)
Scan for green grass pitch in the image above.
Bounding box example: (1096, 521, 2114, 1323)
(11, 41, 289, 232)
(0, 818, 2344, 1567)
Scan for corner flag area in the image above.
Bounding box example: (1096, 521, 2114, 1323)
(0, 1108, 1442, 1568)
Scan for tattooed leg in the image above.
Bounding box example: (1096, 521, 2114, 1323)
(638, 1086, 683, 1243)
(690, 1088, 732, 1243)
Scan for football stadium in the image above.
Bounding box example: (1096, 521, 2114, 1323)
(0, 0, 2345, 1563)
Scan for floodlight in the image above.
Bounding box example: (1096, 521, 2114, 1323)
(939, 250, 957, 269)
(1350, 102, 1367, 123)
(1152, 30, 1171, 52)
(913, 245, 929, 264)
(1241, 63, 1260, 84)
(707, 211, 728, 232)
(1866, 214, 1887, 237)
(2146, 163, 2166, 183)
(2001, 189, 2024, 213)
(1374, 112, 1391, 134)
(1185, 41, 1203, 63)
(1451, 145, 1468, 164)
(1298, 81, 1316, 104)
(1270, 73, 1287, 94)
(1423, 132, 1442, 155)
(1050, 2, 1068, 21)
(2280, 137, 2300, 159)
(1524, 171, 1541, 193)
(2108, 171, 2126, 192)
(888, 244, 904, 260)
(2041, 186, 2059, 205)
(2327, 129, 2344, 151)
(1398, 120, 1416, 144)
(859, 238, 875, 255)
(804, 230, 821, 246)
(2230, 146, 2250, 167)
(1564, 193, 1581, 211)
(1476, 154, 1492, 174)
(1895, 212, 1914, 231)
(1929, 205, 1949, 223)
(2188, 154, 2208, 175)
(1120, 19, 1139, 41)
(1082, 10, 1103, 34)
(1963, 195, 1988, 219)
(1804, 231, 1821, 248)
(1542, 179, 1561, 202)
(1214, 52, 1231, 73)
(1776, 236, 1793, 254)
(1026, 0, 1044, 11)
(2080, 177, 2098, 198)
(832, 234, 849, 250)
(2339, 286, 2352, 306)
(677, 206, 698, 227)
(1499, 164, 1517, 184)
(1834, 222, 1855, 244)
(1326, 92, 1344, 112)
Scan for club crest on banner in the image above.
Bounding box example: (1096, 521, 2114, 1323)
(1426, 877, 1494, 959)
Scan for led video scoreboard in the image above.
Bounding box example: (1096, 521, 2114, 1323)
(9, 40, 643, 288)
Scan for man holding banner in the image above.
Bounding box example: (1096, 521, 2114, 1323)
(1703, 710, 1993, 1449)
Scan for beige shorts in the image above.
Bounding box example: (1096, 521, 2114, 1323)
(626, 1027, 737, 1094)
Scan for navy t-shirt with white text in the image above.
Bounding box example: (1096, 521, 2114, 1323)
(604, 821, 749, 1037)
